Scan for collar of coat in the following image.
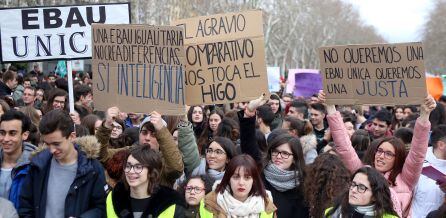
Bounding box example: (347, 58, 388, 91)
(30, 136, 100, 176)
(111, 182, 186, 217)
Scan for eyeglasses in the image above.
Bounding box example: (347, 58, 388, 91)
(112, 125, 122, 130)
(350, 181, 369, 193)
(124, 163, 146, 174)
(271, 150, 293, 159)
(53, 100, 65, 104)
(206, 148, 226, 156)
(375, 148, 395, 160)
(184, 186, 205, 194)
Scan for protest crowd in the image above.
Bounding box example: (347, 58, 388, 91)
(0, 63, 444, 218)
(0, 3, 445, 218)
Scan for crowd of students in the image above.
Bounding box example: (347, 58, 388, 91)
(0, 65, 445, 217)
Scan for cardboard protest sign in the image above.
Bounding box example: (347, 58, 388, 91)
(267, 67, 281, 92)
(92, 24, 186, 115)
(0, 3, 130, 62)
(171, 10, 269, 105)
(318, 42, 427, 105)
(294, 71, 322, 98)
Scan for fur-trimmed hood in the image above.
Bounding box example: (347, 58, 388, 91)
(73, 136, 101, 159)
(32, 135, 100, 159)
(30, 136, 102, 177)
(299, 134, 317, 155)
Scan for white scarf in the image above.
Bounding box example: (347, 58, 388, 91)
(216, 188, 265, 218)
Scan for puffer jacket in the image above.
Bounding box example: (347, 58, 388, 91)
(18, 136, 107, 218)
(177, 121, 201, 177)
(328, 111, 430, 217)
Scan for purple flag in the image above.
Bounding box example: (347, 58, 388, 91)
(294, 72, 322, 98)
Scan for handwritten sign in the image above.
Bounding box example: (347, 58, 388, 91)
(172, 10, 269, 105)
(91, 24, 186, 115)
(318, 42, 427, 105)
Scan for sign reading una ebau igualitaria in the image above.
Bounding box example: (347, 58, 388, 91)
(92, 24, 186, 115)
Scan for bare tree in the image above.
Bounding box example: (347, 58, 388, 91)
(0, 0, 384, 72)
(422, 0, 446, 74)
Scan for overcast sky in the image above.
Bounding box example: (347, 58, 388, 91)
(344, 0, 435, 43)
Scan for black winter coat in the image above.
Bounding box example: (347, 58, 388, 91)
(110, 182, 187, 218)
(0, 81, 12, 97)
(238, 110, 309, 218)
(263, 177, 309, 217)
(18, 137, 107, 218)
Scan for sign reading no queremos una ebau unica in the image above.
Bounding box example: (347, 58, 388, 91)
(0, 3, 130, 62)
(318, 42, 427, 105)
(171, 10, 269, 105)
(92, 24, 186, 115)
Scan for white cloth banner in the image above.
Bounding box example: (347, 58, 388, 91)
(0, 3, 130, 62)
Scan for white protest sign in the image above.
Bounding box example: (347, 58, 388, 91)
(267, 67, 281, 92)
(0, 3, 130, 62)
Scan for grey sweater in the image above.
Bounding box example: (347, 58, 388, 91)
(0, 197, 18, 218)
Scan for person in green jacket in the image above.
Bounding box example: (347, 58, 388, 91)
(325, 167, 398, 218)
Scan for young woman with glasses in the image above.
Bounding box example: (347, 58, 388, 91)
(179, 175, 214, 218)
(200, 155, 276, 217)
(325, 167, 398, 218)
(238, 95, 309, 217)
(319, 91, 437, 217)
(106, 145, 186, 217)
(177, 115, 237, 180)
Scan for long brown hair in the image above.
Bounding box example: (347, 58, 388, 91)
(283, 116, 313, 137)
(197, 109, 225, 154)
(81, 114, 100, 135)
(43, 88, 67, 113)
(362, 137, 407, 186)
(216, 154, 268, 201)
(326, 167, 397, 218)
(265, 133, 306, 188)
(19, 106, 40, 126)
(304, 153, 351, 218)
